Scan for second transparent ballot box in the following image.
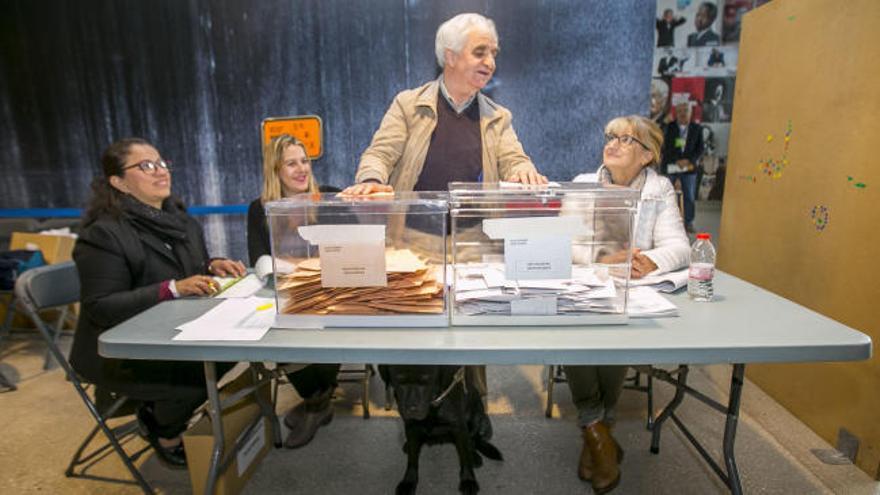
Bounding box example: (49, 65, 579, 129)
(448, 182, 639, 325)
(265, 192, 449, 328)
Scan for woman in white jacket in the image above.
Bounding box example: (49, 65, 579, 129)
(567, 115, 689, 494)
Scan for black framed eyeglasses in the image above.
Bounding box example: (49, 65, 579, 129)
(604, 133, 649, 150)
(122, 159, 172, 175)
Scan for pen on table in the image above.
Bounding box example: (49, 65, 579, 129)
(256, 303, 274, 311)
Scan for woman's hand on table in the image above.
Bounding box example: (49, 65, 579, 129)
(176, 275, 221, 297)
(208, 259, 246, 277)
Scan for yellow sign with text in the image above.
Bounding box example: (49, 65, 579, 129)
(261, 116, 323, 159)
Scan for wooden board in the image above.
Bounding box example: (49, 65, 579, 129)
(718, 0, 880, 477)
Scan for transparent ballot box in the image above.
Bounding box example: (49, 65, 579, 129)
(265, 192, 449, 328)
(448, 182, 639, 326)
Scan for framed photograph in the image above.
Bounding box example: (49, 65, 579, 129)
(655, 0, 722, 49)
(670, 76, 707, 123)
(701, 77, 735, 123)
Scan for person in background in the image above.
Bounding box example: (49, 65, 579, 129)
(687, 2, 721, 47)
(656, 8, 686, 47)
(342, 12, 546, 197)
(661, 102, 704, 233)
(568, 116, 689, 494)
(71, 138, 245, 468)
(247, 133, 341, 449)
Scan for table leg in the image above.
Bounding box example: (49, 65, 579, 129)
(723, 364, 745, 495)
(204, 361, 224, 495)
(250, 363, 283, 448)
(650, 364, 689, 454)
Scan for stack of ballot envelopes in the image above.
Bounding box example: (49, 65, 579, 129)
(276, 248, 445, 316)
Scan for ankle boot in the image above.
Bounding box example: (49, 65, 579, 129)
(578, 421, 624, 482)
(582, 421, 621, 494)
(284, 388, 334, 449)
(578, 434, 593, 481)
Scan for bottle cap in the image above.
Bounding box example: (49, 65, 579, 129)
(696, 233, 711, 240)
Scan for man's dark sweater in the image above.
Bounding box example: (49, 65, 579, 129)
(413, 93, 482, 191)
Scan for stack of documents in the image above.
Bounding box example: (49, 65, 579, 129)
(627, 268, 689, 293)
(211, 256, 276, 299)
(626, 286, 679, 318)
(174, 296, 275, 341)
(454, 263, 624, 316)
(276, 248, 445, 315)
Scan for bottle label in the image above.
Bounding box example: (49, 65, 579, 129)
(689, 263, 714, 281)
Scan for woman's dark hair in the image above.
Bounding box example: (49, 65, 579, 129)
(83, 137, 152, 225)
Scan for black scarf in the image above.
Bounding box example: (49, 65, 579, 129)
(119, 193, 190, 243)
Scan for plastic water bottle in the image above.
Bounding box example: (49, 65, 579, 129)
(688, 233, 716, 302)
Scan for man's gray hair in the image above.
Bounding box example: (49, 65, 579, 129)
(435, 13, 498, 68)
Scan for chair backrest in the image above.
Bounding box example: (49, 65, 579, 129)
(14, 261, 79, 311)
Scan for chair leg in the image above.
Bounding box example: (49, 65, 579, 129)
(43, 306, 68, 370)
(1, 294, 17, 335)
(545, 365, 556, 418)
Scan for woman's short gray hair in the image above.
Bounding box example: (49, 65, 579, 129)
(435, 13, 498, 68)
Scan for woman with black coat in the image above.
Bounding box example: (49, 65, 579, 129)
(71, 138, 245, 468)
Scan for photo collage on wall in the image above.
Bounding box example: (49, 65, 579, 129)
(651, 0, 769, 200)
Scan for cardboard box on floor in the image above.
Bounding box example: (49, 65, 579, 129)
(9, 232, 76, 265)
(184, 370, 273, 495)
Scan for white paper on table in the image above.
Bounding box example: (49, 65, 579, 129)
(215, 273, 265, 299)
(626, 286, 679, 318)
(174, 296, 275, 341)
(627, 268, 689, 293)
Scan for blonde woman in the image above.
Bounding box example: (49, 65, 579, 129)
(567, 115, 689, 494)
(246, 134, 340, 449)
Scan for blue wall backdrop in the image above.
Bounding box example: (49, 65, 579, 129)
(0, 0, 653, 259)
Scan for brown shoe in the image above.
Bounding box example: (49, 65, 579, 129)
(578, 434, 593, 481)
(578, 421, 624, 482)
(583, 421, 621, 494)
(284, 388, 334, 449)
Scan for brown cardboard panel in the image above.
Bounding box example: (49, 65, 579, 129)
(718, 0, 880, 476)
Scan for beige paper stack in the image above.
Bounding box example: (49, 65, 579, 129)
(276, 248, 445, 315)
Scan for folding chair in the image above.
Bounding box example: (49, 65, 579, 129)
(545, 365, 656, 430)
(15, 262, 154, 494)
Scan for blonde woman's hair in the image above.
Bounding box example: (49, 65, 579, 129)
(604, 115, 664, 167)
(260, 134, 319, 203)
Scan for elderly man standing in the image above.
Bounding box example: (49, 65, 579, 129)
(661, 102, 704, 233)
(344, 13, 544, 440)
(343, 12, 546, 196)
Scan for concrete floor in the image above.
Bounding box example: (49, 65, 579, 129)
(1, 201, 877, 494)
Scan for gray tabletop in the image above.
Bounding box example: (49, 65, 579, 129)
(99, 271, 871, 366)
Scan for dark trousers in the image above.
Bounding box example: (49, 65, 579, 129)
(564, 365, 628, 428)
(118, 361, 236, 439)
(666, 172, 697, 224)
(287, 363, 340, 399)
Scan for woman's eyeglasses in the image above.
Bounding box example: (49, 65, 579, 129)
(604, 133, 649, 150)
(122, 159, 172, 175)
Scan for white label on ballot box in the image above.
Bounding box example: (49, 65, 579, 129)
(318, 243, 386, 287)
(483, 216, 582, 281)
(511, 296, 558, 315)
(504, 236, 572, 280)
(298, 224, 388, 287)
